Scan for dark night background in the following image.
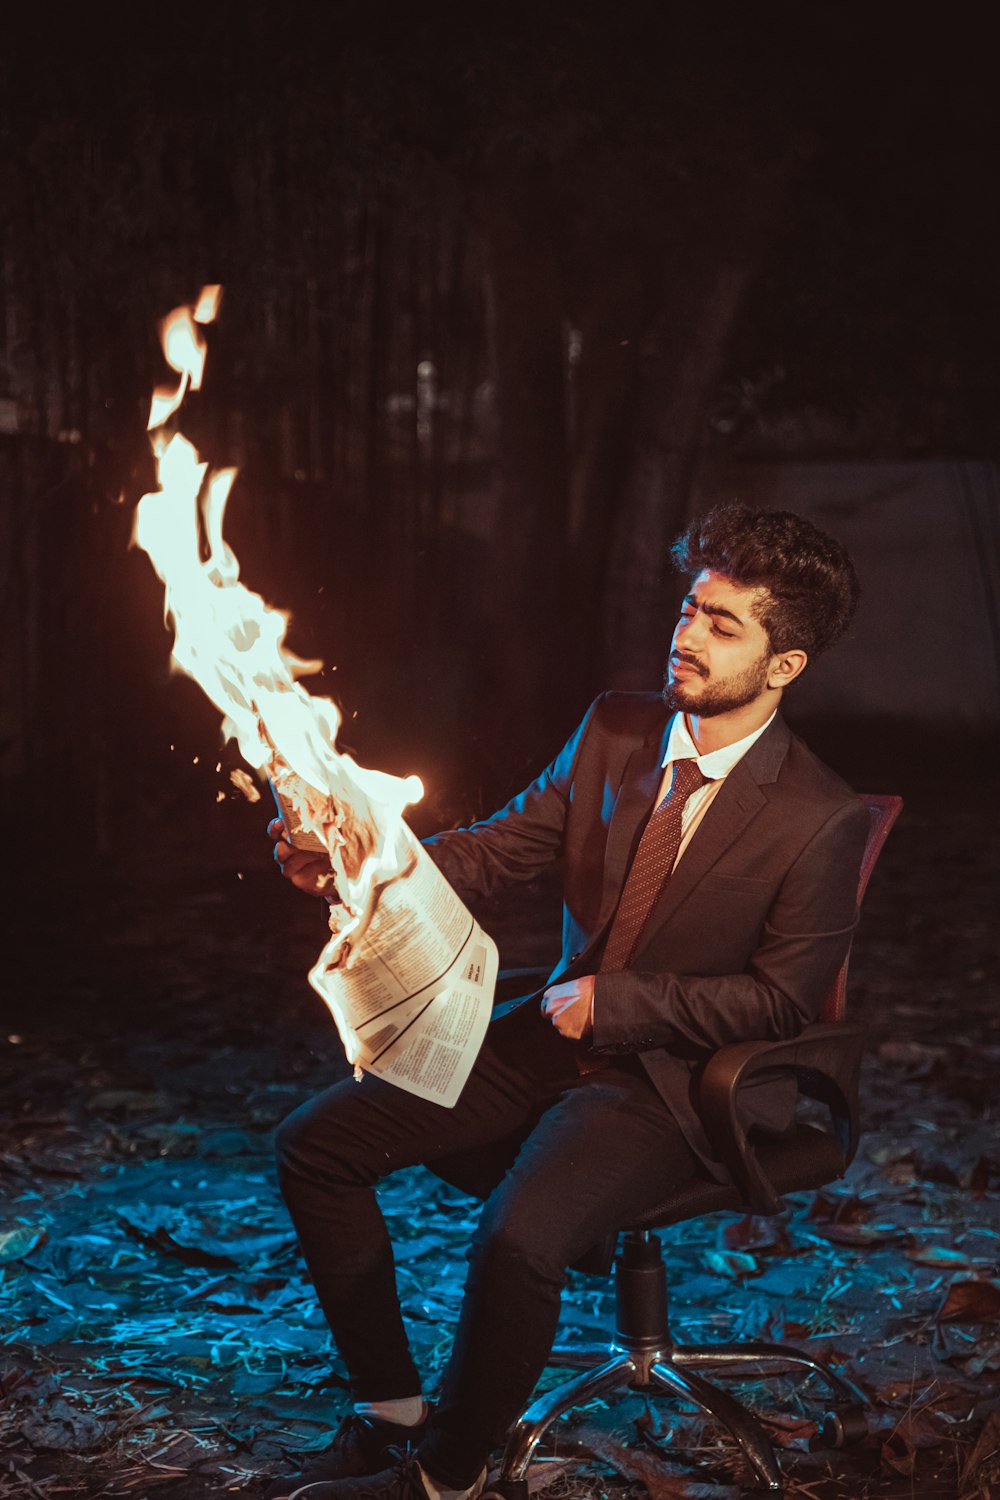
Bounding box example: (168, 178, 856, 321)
(2, 4, 999, 1497)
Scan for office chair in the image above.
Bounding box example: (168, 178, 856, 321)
(490, 793, 903, 1497)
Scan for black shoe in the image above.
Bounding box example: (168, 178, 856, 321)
(285, 1455, 434, 1500)
(264, 1412, 429, 1500)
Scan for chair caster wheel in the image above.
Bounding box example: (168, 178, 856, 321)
(818, 1406, 869, 1447)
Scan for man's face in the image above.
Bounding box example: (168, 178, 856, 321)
(663, 570, 777, 718)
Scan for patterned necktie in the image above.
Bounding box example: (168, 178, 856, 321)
(600, 758, 707, 973)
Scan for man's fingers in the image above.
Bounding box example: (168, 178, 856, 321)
(266, 819, 334, 899)
(541, 979, 594, 1041)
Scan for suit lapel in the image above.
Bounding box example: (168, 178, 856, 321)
(633, 714, 791, 951)
(595, 713, 671, 934)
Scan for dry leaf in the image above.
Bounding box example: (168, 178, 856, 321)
(0, 1226, 46, 1264)
(937, 1279, 1000, 1325)
(702, 1249, 758, 1278)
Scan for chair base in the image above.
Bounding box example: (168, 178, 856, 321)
(498, 1343, 784, 1494)
(545, 1336, 866, 1407)
(493, 1232, 869, 1498)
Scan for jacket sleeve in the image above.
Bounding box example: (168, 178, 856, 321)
(422, 698, 602, 902)
(591, 797, 869, 1055)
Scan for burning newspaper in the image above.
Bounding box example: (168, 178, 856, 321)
(133, 288, 496, 1107)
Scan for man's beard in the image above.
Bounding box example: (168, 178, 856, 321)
(661, 649, 772, 718)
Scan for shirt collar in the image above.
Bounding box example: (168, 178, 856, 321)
(663, 709, 778, 781)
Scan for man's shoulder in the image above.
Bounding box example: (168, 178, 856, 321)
(557, 693, 666, 782)
(586, 690, 666, 740)
(776, 725, 864, 819)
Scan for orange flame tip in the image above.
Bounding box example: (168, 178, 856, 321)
(194, 285, 223, 324)
(148, 378, 189, 432)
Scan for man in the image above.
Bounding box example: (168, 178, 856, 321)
(265, 503, 868, 1500)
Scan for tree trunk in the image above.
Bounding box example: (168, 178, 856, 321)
(566, 287, 644, 698)
(600, 261, 752, 691)
(477, 147, 573, 769)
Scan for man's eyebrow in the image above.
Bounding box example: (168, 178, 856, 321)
(684, 593, 746, 628)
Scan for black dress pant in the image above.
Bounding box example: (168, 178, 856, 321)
(275, 1005, 699, 1489)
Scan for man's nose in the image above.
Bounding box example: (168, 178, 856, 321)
(675, 611, 704, 647)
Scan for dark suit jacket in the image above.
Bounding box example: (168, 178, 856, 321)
(424, 693, 869, 1176)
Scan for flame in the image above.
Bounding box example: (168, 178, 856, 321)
(194, 284, 223, 323)
(134, 289, 423, 1063)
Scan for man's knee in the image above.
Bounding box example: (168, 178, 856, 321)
(468, 1197, 571, 1285)
(274, 1098, 315, 1176)
(274, 1087, 362, 1187)
(274, 1080, 411, 1192)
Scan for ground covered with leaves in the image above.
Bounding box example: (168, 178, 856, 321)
(3, 781, 999, 1499)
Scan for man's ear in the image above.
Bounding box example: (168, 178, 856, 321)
(768, 649, 808, 689)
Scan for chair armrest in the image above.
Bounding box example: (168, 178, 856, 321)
(698, 1022, 867, 1217)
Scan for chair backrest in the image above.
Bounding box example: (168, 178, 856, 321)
(820, 793, 903, 1022)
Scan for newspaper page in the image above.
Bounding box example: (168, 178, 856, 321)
(314, 838, 498, 1109)
(273, 774, 497, 1108)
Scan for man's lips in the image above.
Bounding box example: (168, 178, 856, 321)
(670, 655, 707, 679)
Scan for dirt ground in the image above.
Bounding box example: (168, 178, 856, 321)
(2, 777, 999, 1499)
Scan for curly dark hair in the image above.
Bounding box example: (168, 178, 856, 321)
(671, 502, 860, 659)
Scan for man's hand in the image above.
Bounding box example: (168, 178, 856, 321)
(541, 976, 595, 1040)
(268, 818, 338, 899)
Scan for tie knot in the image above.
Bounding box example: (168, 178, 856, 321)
(670, 758, 705, 801)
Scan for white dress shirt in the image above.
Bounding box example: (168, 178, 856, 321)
(657, 710, 777, 872)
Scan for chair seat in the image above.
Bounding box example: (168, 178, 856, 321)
(568, 1124, 848, 1277)
(632, 1123, 847, 1232)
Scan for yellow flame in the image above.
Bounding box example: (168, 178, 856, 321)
(194, 285, 223, 323)
(134, 288, 423, 1058)
(162, 308, 209, 387)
